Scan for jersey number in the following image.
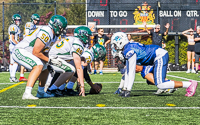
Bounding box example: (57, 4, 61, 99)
(76, 48, 83, 55)
(40, 33, 49, 43)
(56, 41, 64, 48)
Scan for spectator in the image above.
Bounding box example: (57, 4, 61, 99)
(182, 28, 195, 73)
(127, 34, 134, 42)
(93, 28, 110, 75)
(194, 26, 200, 74)
(144, 22, 170, 47)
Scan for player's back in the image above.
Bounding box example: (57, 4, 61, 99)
(15, 26, 55, 52)
(81, 48, 94, 63)
(49, 36, 84, 60)
(23, 22, 36, 38)
(123, 42, 161, 65)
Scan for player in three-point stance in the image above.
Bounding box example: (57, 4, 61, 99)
(111, 32, 198, 97)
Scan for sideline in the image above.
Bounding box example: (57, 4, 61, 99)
(0, 106, 199, 109)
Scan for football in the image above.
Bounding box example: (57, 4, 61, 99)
(89, 83, 102, 94)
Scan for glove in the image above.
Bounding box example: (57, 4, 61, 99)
(48, 56, 62, 67)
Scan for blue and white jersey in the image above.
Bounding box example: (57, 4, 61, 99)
(141, 66, 154, 78)
(122, 42, 167, 65)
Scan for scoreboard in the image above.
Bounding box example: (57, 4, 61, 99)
(86, 0, 200, 32)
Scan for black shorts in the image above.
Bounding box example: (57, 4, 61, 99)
(94, 56, 106, 62)
(187, 45, 195, 52)
(195, 53, 200, 63)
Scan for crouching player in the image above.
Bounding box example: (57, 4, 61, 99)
(65, 44, 106, 95)
(45, 26, 92, 97)
(111, 32, 198, 97)
(12, 15, 68, 100)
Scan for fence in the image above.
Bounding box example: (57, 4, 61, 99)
(1, 0, 200, 69)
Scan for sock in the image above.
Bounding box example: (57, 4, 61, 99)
(119, 78, 125, 88)
(11, 63, 18, 78)
(20, 74, 24, 77)
(48, 84, 58, 90)
(9, 64, 13, 77)
(38, 86, 44, 92)
(182, 81, 192, 88)
(25, 86, 32, 94)
(157, 81, 175, 89)
(58, 83, 66, 90)
(100, 70, 102, 73)
(67, 81, 75, 89)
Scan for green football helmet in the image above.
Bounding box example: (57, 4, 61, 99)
(74, 26, 92, 44)
(31, 14, 40, 24)
(92, 44, 106, 60)
(48, 15, 68, 37)
(12, 14, 21, 26)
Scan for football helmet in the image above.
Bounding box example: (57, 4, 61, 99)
(91, 44, 106, 60)
(12, 14, 21, 26)
(111, 32, 129, 50)
(31, 14, 40, 24)
(48, 15, 68, 37)
(74, 26, 92, 44)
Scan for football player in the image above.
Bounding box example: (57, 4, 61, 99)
(12, 15, 68, 100)
(8, 14, 21, 82)
(65, 44, 106, 95)
(18, 14, 40, 82)
(111, 32, 198, 97)
(45, 26, 92, 97)
(114, 64, 177, 95)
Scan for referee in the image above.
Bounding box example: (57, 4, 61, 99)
(144, 22, 170, 47)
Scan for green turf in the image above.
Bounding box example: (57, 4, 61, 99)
(0, 72, 200, 124)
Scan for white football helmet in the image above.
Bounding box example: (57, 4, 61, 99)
(111, 32, 129, 50)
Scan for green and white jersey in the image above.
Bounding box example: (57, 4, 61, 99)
(8, 24, 21, 45)
(15, 26, 57, 53)
(23, 22, 37, 38)
(81, 48, 94, 64)
(49, 36, 84, 60)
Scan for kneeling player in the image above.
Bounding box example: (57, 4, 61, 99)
(46, 44, 106, 96)
(45, 26, 92, 97)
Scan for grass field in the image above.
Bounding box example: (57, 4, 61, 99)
(0, 71, 200, 124)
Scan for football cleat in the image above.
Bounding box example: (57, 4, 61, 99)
(164, 88, 178, 94)
(99, 71, 103, 75)
(121, 90, 131, 97)
(114, 88, 122, 94)
(185, 80, 198, 97)
(154, 89, 165, 95)
(119, 90, 126, 96)
(64, 88, 78, 96)
(36, 90, 54, 98)
(46, 89, 63, 97)
(10, 77, 19, 82)
(22, 92, 39, 100)
(19, 77, 28, 82)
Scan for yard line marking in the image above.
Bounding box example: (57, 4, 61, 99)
(0, 106, 200, 109)
(0, 82, 147, 85)
(0, 82, 24, 93)
(166, 74, 200, 82)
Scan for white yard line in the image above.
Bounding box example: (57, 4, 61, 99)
(166, 74, 200, 82)
(0, 106, 199, 109)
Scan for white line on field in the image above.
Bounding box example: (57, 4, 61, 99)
(0, 74, 198, 85)
(0, 106, 199, 109)
(166, 74, 200, 82)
